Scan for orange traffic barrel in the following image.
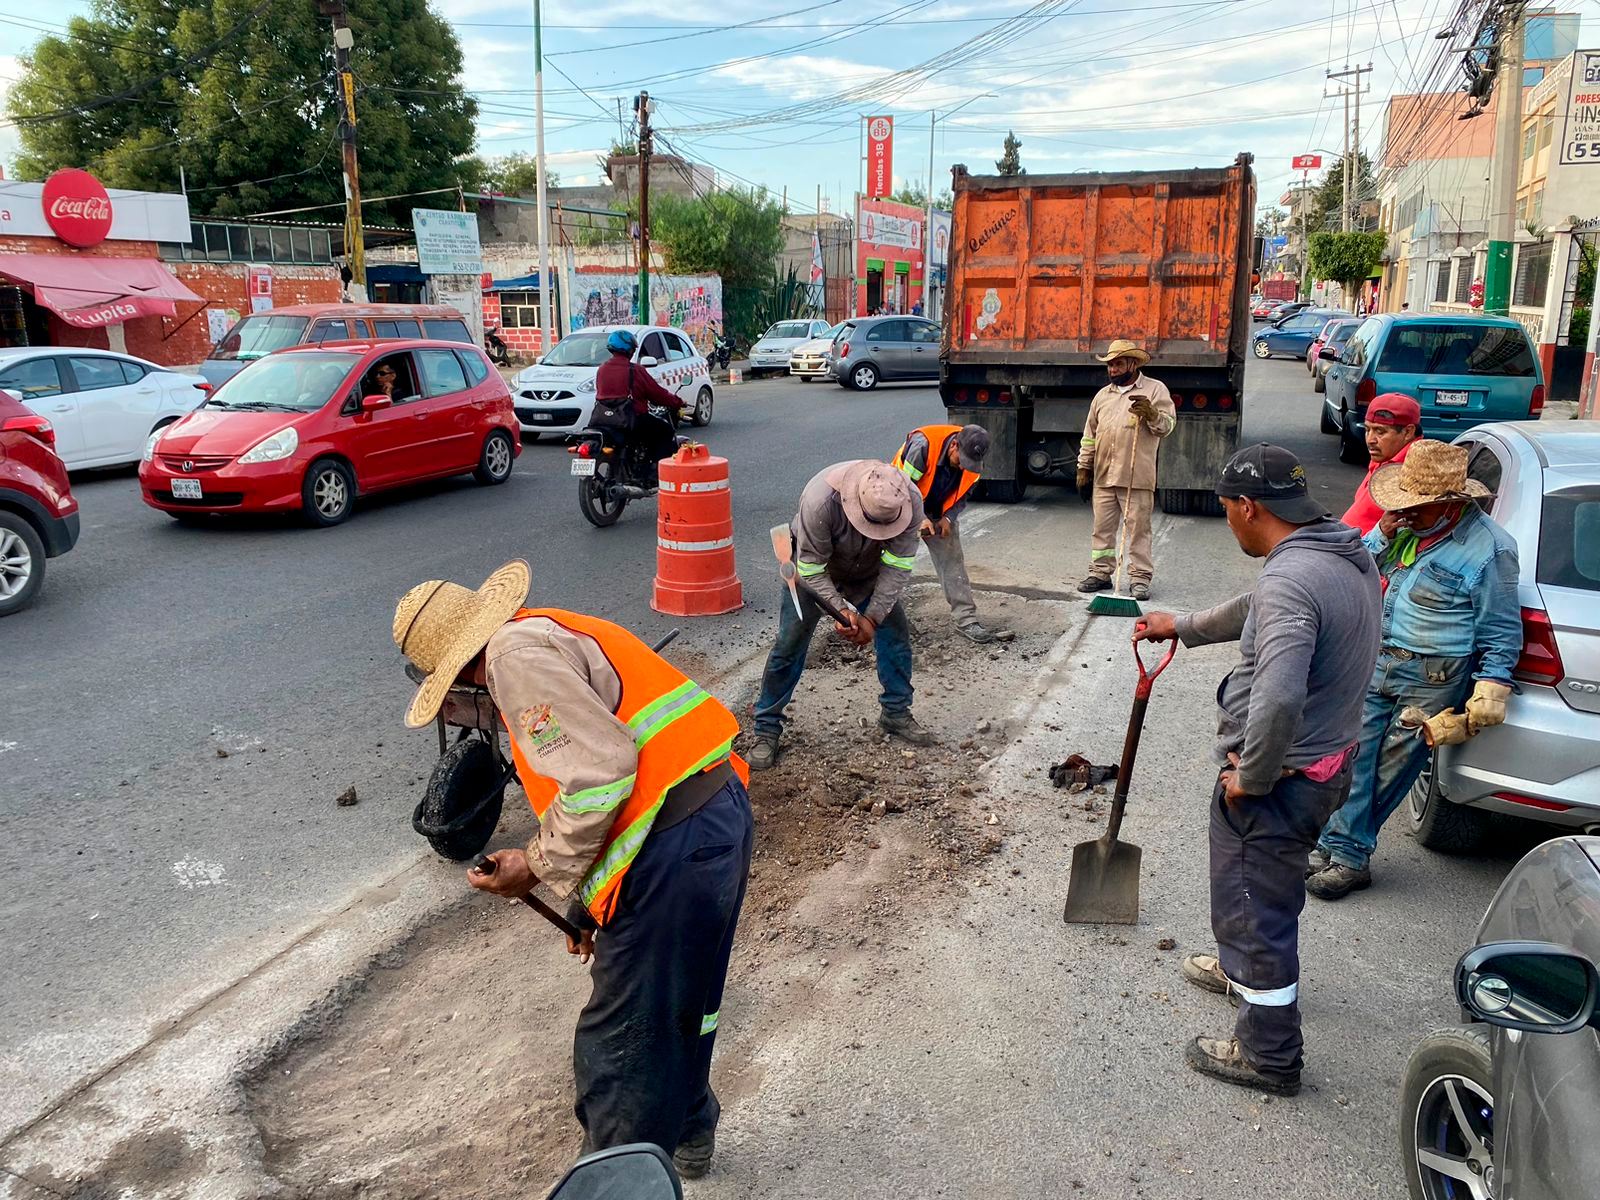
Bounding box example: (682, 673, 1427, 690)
(652, 442, 743, 616)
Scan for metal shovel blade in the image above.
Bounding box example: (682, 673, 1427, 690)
(1062, 834, 1142, 925)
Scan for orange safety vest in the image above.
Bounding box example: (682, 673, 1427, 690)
(893, 423, 979, 511)
(499, 607, 749, 927)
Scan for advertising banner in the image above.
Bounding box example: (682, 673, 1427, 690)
(929, 210, 952, 276)
(1558, 52, 1600, 165)
(1290, 154, 1323, 170)
(867, 116, 894, 199)
(858, 205, 922, 251)
(412, 208, 483, 275)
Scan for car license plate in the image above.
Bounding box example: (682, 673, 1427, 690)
(170, 479, 203, 500)
(1435, 390, 1470, 407)
(570, 458, 596, 476)
(530, 413, 552, 422)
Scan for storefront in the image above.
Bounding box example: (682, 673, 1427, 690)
(855, 198, 926, 316)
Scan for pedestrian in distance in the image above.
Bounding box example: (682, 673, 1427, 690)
(392, 561, 753, 1179)
(891, 422, 1013, 644)
(1135, 444, 1381, 1095)
(1341, 393, 1423, 534)
(911, 300, 924, 316)
(1307, 440, 1520, 900)
(1075, 339, 1176, 601)
(748, 460, 932, 771)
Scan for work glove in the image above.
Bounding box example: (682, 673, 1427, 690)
(1128, 394, 1156, 424)
(1075, 467, 1093, 504)
(1465, 680, 1512, 734)
(1418, 708, 1471, 748)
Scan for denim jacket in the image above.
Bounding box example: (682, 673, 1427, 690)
(1361, 505, 1522, 682)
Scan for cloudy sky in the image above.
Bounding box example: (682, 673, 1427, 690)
(0, 1, 1588, 212)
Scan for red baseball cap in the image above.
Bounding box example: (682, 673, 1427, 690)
(1366, 393, 1421, 428)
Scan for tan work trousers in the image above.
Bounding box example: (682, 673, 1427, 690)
(1089, 486, 1155, 583)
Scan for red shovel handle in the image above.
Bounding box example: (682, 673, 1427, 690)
(1131, 624, 1178, 699)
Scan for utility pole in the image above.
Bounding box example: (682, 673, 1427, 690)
(534, 0, 553, 355)
(1485, 2, 1527, 316)
(927, 109, 937, 321)
(319, 0, 364, 299)
(1326, 64, 1372, 233)
(635, 91, 653, 325)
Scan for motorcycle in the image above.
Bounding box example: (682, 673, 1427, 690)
(567, 402, 685, 528)
(483, 322, 510, 366)
(709, 328, 733, 371)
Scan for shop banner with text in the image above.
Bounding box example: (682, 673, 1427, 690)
(867, 116, 894, 199)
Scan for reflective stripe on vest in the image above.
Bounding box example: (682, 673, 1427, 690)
(892, 423, 979, 511)
(1231, 980, 1298, 1007)
(499, 608, 747, 927)
(881, 549, 915, 571)
(700, 1010, 720, 1035)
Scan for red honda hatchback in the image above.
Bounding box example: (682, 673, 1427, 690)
(139, 341, 519, 526)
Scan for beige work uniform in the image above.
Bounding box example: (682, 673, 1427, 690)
(1076, 373, 1175, 584)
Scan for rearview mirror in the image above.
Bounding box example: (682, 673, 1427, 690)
(545, 1143, 681, 1200)
(361, 394, 392, 411)
(1455, 941, 1599, 1034)
(637, 355, 659, 368)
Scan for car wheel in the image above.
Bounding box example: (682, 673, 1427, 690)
(301, 458, 356, 527)
(692, 386, 714, 427)
(414, 738, 505, 861)
(1313, 369, 1326, 394)
(1253, 340, 1271, 359)
(851, 363, 880, 391)
(1319, 400, 1339, 434)
(1406, 758, 1490, 854)
(1339, 413, 1369, 465)
(474, 429, 515, 485)
(1399, 1026, 1495, 1200)
(0, 511, 46, 617)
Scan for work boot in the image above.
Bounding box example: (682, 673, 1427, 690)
(747, 732, 780, 772)
(1306, 861, 1372, 901)
(1305, 847, 1331, 879)
(1129, 582, 1151, 601)
(673, 1130, 714, 1180)
(1181, 953, 1241, 1008)
(957, 621, 1014, 644)
(1184, 1035, 1301, 1097)
(1076, 574, 1113, 593)
(879, 710, 936, 746)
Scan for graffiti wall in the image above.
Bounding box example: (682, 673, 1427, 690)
(569, 272, 724, 352)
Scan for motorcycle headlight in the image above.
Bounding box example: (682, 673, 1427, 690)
(577, 378, 596, 393)
(142, 429, 163, 463)
(238, 426, 300, 464)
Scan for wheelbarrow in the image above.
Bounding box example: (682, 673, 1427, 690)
(403, 628, 680, 861)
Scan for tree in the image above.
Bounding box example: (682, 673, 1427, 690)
(1255, 207, 1288, 238)
(888, 181, 953, 210)
(1311, 153, 1375, 231)
(7, 0, 478, 223)
(1308, 230, 1387, 299)
(995, 131, 1024, 176)
(648, 187, 785, 288)
(480, 152, 557, 196)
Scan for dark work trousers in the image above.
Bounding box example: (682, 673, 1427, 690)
(574, 778, 754, 1157)
(1209, 769, 1350, 1077)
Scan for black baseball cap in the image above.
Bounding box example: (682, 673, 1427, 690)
(1215, 443, 1329, 524)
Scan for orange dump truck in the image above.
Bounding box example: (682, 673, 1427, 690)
(940, 154, 1256, 513)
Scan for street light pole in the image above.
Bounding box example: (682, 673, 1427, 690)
(534, 0, 553, 354)
(1485, 2, 1527, 316)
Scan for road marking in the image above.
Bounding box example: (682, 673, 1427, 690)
(0, 741, 16, 755)
(172, 859, 228, 889)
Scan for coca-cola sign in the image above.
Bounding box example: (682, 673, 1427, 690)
(41, 169, 113, 248)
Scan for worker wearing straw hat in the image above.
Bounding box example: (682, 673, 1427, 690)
(1075, 339, 1176, 601)
(1307, 440, 1521, 901)
(392, 561, 753, 1179)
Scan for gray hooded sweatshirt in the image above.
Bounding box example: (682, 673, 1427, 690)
(1174, 520, 1381, 795)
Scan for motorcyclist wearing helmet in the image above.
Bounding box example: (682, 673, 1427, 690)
(595, 328, 686, 470)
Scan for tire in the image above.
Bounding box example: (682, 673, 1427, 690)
(1253, 340, 1272, 359)
(979, 476, 1027, 503)
(578, 472, 627, 527)
(474, 429, 515, 485)
(850, 362, 880, 391)
(1157, 487, 1191, 515)
(1339, 414, 1369, 465)
(691, 386, 714, 427)
(1399, 1026, 1495, 1200)
(415, 738, 506, 861)
(1313, 369, 1326, 394)
(301, 458, 356, 526)
(1406, 758, 1491, 854)
(0, 511, 46, 618)
(1320, 401, 1340, 434)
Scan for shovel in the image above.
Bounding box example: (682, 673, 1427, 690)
(770, 523, 854, 626)
(1062, 625, 1177, 925)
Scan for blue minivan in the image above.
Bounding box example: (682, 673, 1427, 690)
(1320, 314, 1545, 463)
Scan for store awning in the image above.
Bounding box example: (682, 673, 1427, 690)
(0, 253, 203, 329)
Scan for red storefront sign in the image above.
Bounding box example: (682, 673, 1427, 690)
(867, 116, 894, 199)
(41, 169, 113, 248)
(1290, 154, 1323, 171)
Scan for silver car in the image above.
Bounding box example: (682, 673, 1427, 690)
(830, 315, 942, 391)
(1407, 422, 1600, 849)
(746, 318, 833, 377)
(1400, 835, 1600, 1200)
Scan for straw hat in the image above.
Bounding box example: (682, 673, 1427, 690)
(824, 460, 917, 540)
(393, 560, 531, 728)
(1368, 440, 1490, 512)
(1095, 339, 1150, 366)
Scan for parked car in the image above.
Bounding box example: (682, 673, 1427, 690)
(1321, 314, 1544, 464)
(0, 389, 79, 616)
(1307, 317, 1362, 391)
(0, 347, 209, 471)
(1252, 297, 1286, 320)
(1399, 835, 1600, 1200)
(199, 304, 475, 389)
(1251, 307, 1351, 360)
(830, 315, 942, 390)
(788, 322, 845, 380)
(138, 340, 518, 527)
(509, 325, 713, 438)
(746, 318, 834, 377)
(1402, 421, 1600, 852)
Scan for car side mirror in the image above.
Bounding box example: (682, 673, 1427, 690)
(1456, 941, 1600, 1034)
(361, 394, 392, 412)
(637, 355, 658, 368)
(546, 1144, 681, 1200)
(1320, 347, 1340, 360)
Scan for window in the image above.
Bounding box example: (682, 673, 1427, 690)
(211, 315, 309, 360)
(910, 322, 940, 343)
(1464, 442, 1504, 512)
(1344, 318, 1381, 366)
(423, 319, 473, 344)
(1522, 123, 1538, 160)
(228, 226, 250, 258)
(312, 230, 332, 263)
(0, 357, 63, 399)
(1536, 112, 1554, 151)
(309, 320, 351, 345)
(640, 332, 670, 362)
(356, 353, 420, 405)
(271, 229, 294, 262)
(291, 230, 313, 262)
(205, 223, 229, 262)
(866, 320, 905, 341)
(372, 319, 422, 339)
(1452, 261, 1474, 303)
(119, 360, 148, 384)
(1433, 264, 1452, 304)
(765, 321, 813, 340)
(497, 290, 541, 328)
(1375, 323, 1535, 376)
(417, 349, 469, 396)
(68, 356, 129, 392)
(1513, 241, 1551, 308)
(664, 334, 693, 361)
(457, 350, 491, 385)
(1538, 489, 1600, 593)
(252, 227, 274, 261)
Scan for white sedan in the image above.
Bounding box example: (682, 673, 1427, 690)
(510, 325, 714, 438)
(747, 318, 834, 377)
(0, 347, 209, 470)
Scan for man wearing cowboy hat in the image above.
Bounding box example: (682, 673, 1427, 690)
(1075, 339, 1176, 600)
(393, 561, 754, 1177)
(1307, 440, 1522, 900)
(748, 460, 930, 770)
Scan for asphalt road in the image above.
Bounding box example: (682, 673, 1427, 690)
(0, 349, 1365, 1144)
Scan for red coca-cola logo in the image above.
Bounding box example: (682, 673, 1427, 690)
(41, 169, 113, 248)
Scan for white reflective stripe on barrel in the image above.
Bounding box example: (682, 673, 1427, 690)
(659, 479, 730, 493)
(658, 535, 735, 552)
